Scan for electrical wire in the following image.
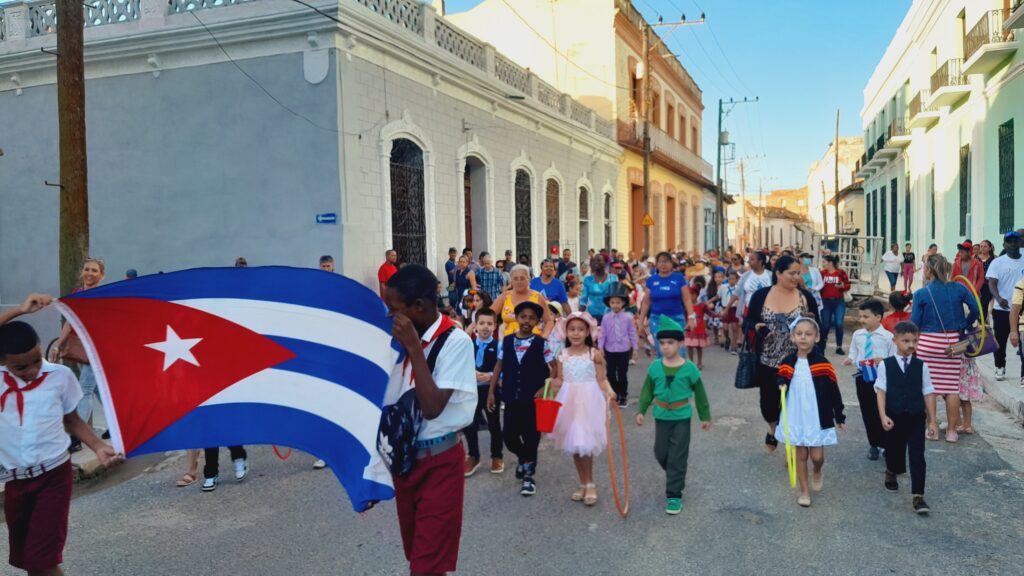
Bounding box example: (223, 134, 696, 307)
(189, 11, 338, 133)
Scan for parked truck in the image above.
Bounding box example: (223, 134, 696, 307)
(809, 234, 885, 302)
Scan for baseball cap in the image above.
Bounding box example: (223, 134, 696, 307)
(125, 269, 138, 279)
(1005, 231, 1022, 241)
(956, 240, 973, 251)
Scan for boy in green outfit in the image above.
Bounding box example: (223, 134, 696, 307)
(636, 316, 711, 515)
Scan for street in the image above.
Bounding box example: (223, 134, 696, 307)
(5, 344, 1023, 576)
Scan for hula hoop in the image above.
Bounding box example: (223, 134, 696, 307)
(779, 385, 796, 488)
(952, 275, 986, 357)
(606, 402, 630, 518)
(272, 445, 293, 460)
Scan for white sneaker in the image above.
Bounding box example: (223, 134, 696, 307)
(312, 459, 327, 469)
(996, 367, 1006, 381)
(233, 458, 249, 481)
(201, 476, 218, 492)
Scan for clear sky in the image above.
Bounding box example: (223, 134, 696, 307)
(444, 0, 910, 195)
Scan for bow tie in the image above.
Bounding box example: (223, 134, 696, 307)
(2, 372, 50, 427)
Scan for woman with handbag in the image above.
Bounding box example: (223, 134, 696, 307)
(50, 258, 107, 451)
(742, 255, 820, 452)
(911, 254, 980, 443)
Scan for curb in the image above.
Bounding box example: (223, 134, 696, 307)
(975, 357, 1024, 422)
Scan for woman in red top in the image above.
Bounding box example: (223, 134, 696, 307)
(952, 240, 985, 293)
(819, 255, 851, 354)
(881, 291, 912, 333)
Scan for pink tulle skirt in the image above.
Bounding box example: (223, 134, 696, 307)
(550, 378, 608, 457)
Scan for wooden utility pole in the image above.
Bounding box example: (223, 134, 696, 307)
(834, 109, 841, 235)
(738, 158, 746, 247)
(57, 0, 89, 296)
(820, 181, 828, 235)
(641, 24, 651, 257)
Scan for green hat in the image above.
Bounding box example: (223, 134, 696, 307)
(656, 315, 685, 341)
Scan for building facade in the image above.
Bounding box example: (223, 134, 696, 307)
(0, 0, 620, 334)
(858, 0, 1022, 255)
(807, 136, 864, 234)
(447, 0, 716, 257)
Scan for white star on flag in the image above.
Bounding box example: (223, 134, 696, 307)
(145, 325, 203, 371)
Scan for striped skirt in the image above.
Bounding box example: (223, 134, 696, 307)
(916, 331, 963, 395)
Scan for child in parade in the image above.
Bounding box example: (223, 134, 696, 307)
(566, 278, 582, 314)
(599, 287, 639, 407)
(685, 276, 709, 370)
(462, 289, 494, 334)
(549, 313, 616, 505)
(463, 308, 504, 477)
(546, 301, 568, 356)
(635, 317, 711, 515)
(875, 321, 937, 515)
(775, 317, 846, 508)
(705, 272, 724, 347)
(843, 299, 896, 461)
(721, 271, 741, 354)
(1, 295, 122, 576)
(881, 291, 912, 334)
(487, 301, 556, 496)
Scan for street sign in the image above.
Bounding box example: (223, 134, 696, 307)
(315, 213, 338, 225)
(641, 213, 655, 227)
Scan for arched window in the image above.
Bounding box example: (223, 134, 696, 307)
(546, 179, 560, 255)
(603, 192, 614, 250)
(515, 169, 532, 260)
(389, 138, 426, 265)
(579, 187, 590, 255)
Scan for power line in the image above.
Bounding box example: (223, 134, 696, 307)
(189, 11, 337, 133)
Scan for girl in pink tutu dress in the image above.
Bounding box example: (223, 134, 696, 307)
(549, 312, 616, 506)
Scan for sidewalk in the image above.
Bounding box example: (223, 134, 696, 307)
(975, 351, 1024, 422)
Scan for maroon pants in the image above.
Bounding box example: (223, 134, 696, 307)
(5, 460, 73, 572)
(393, 443, 465, 574)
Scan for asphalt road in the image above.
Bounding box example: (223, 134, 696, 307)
(4, 343, 1024, 576)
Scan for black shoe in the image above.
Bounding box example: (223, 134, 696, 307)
(836, 348, 845, 355)
(515, 463, 525, 480)
(868, 446, 880, 461)
(101, 429, 111, 440)
(520, 477, 536, 496)
(765, 433, 779, 449)
(884, 471, 899, 492)
(912, 495, 930, 515)
(69, 437, 83, 453)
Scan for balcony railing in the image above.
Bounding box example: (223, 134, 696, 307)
(931, 58, 967, 94)
(617, 121, 713, 181)
(876, 134, 885, 151)
(888, 117, 909, 139)
(868, 144, 876, 160)
(965, 9, 1014, 63)
(908, 90, 931, 118)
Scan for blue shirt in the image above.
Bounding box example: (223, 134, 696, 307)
(530, 276, 568, 305)
(911, 282, 979, 333)
(580, 274, 618, 318)
(646, 272, 688, 318)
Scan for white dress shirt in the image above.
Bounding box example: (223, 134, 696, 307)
(873, 355, 935, 396)
(0, 361, 83, 471)
(383, 315, 477, 441)
(847, 326, 896, 365)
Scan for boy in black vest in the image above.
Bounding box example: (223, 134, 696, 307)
(463, 308, 504, 477)
(487, 301, 555, 497)
(874, 321, 937, 515)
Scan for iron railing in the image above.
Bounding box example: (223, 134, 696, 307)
(887, 116, 909, 140)
(931, 58, 967, 94)
(908, 89, 932, 118)
(965, 9, 1015, 63)
(868, 144, 876, 160)
(876, 134, 885, 152)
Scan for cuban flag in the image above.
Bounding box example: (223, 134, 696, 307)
(54, 267, 398, 512)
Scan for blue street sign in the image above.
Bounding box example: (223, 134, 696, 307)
(315, 213, 338, 225)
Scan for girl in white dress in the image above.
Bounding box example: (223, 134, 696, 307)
(775, 317, 847, 507)
(549, 313, 616, 506)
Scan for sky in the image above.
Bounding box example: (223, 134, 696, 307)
(444, 0, 910, 195)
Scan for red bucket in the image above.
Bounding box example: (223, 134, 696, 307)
(535, 398, 563, 433)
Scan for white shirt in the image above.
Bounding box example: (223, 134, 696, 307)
(847, 327, 896, 365)
(736, 269, 772, 316)
(873, 356, 935, 396)
(985, 254, 1024, 311)
(882, 251, 902, 274)
(383, 315, 477, 441)
(0, 361, 82, 471)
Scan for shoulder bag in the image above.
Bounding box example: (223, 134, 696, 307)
(734, 329, 758, 389)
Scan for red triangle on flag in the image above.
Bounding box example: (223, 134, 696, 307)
(61, 297, 296, 452)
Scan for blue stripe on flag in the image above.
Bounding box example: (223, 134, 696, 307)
(131, 403, 393, 511)
(64, 266, 390, 331)
(269, 336, 391, 405)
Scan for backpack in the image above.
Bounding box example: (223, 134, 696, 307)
(377, 326, 455, 477)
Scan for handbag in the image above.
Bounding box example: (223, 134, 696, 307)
(61, 331, 90, 365)
(376, 326, 454, 477)
(927, 279, 996, 358)
(734, 331, 757, 389)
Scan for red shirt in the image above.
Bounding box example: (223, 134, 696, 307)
(881, 310, 910, 333)
(820, 269, 850, 300)
(377, 262, 398, 291)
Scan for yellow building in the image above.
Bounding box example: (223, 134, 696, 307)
(447, 0, 716, 256)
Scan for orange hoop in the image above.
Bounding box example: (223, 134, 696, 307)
(272, 445, 293, 460)
(606, 402, 630, 518)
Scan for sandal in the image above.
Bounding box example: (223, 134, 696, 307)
(176, 472, 198, 487)
(945, 430, 959, 443)
(960, 426, 975, 435)
(583, 483, 598, 506)
(925, 427, 940, 441)
(765, 433, 779, 453)
(571, 484, 586, 502)
(797, 495, 811, 507)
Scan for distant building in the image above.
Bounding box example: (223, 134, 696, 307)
(857, 0, 1022, 253)
(764, 187, 810, 217)
(806, 136, 864, 234)
(734, 201, 813, 250)
(830, 182, 866, 235)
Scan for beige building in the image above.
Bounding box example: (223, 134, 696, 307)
(447, 0, 716, 256)
(807, 136, 865, 234)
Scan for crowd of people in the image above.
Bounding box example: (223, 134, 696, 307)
(3, 232, 1022, 576)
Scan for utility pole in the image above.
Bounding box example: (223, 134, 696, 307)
(758, 179, 764, 247)
(57, 0, 89, 296)
(834, 109, 841, 236)
(639, 13, 704, 257)
(738, 158, 745, 248)
(715, 97, 758, 253)
(820, 181, 828, 235)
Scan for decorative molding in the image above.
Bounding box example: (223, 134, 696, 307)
(455, 134, 496, 251)
(303, 47, 329, 84)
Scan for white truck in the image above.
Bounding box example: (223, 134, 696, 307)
(809, 233, 886, 302)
